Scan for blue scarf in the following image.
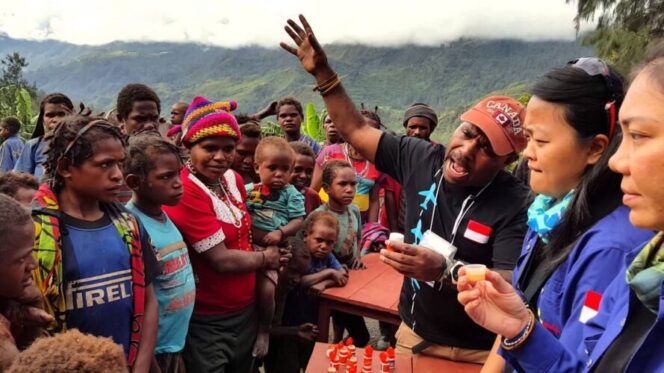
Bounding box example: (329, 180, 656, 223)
(527, 190, 575, 244)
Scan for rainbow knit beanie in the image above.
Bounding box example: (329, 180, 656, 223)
(179, 96, 240, 146)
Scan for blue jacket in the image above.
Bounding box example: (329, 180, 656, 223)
(0, 135, 25, 172)
(13, 137, 47, 179)
(502, 206, 655, 372)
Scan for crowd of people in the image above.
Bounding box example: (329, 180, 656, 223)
(0, 14, 662, 373)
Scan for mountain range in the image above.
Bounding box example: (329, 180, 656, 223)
(0, 34, 592, 141)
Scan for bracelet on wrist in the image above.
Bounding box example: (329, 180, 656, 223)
(319, 79, 342, 96)
(313, 73, 338, 91)
(261, 251, 266, 268)
(313, 73, 342, 96)
(501, 309, 536, 351)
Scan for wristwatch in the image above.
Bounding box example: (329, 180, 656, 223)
(448, 260, 467, 284)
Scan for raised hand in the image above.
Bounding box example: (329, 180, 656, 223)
(456, 268, 530, 339)
(280, 15, 334, 79)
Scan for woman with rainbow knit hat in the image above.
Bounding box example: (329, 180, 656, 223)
(164, 97, 290, 372)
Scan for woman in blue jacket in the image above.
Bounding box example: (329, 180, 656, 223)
(472, 57, 653, 372)
(458, 46, 664, 372)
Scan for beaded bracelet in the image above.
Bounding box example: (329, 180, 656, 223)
(313, 73, 339, 92)
(501, 308, 536, 351)
(320, 79, 342, 96)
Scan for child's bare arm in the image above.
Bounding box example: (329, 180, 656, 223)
(300, 269, 336, 288)
(133, 285, 158, 373)
(368, 187, 380, 223)
(280, 217, 304, 238)
(270, 323, 319, 341)
(262, 217, 303, 245)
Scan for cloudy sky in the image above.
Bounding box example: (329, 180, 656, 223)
(0, 0, 594, 47)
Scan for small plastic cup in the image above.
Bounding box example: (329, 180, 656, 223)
(387, 233, 404, 252)
(465, 264, 487, 283)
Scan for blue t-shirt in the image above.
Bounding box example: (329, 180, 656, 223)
(14, 137, 47, 179)
(0, 135, 25, 172)
(62, 214, 134, 355)
(245, 183, 305, 232)
(283, 252, 342, 326)
(308, 253, 342, 274)
(61, 211, 160, 356)
(298, 134, 322, 156)
(126, 202, 196, 354)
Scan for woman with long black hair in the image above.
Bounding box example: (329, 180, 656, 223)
(469, 58, 655, 372)
(459, 49, 664, 372)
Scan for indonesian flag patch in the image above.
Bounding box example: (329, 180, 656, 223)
(579, 290, 602, 324)
(464, 220, 492, 244)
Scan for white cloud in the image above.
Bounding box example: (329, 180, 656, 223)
(0, 0, 595, 47)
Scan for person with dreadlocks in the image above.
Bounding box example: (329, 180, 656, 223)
(31, 110, 160, 372)
(14, 93, 73, 179)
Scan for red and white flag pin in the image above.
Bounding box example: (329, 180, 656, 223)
(464, 220, 492, 244)
(579, 290, 602, 324)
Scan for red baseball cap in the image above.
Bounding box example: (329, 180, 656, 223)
(459, 96, 527, 156)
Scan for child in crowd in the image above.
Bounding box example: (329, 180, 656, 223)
(281, 211, 348, 372)
(124, 134, 195, 373)
(311, 112, 384, 225)
(232, 122, 262, 184)
(300, 211, 348, 294)
(14, 93, 73, 179)
(246, 136, 306, 246)
(245, 136, 305, 358)
(315, 160, 364, 269)
(115, 84, 163, 203)
(0, 117, 25, 172)
(0, 171, 38, 206)
(116, 83, 161, 136)
(0, 194, 53, 370)
(32, 113, 160, 372)
(315, 160, 370, 346)
(7, 329, 128, 373)
(263, 237, 318, 373)
(289, 141, 322, 214)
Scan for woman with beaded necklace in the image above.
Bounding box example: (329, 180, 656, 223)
(163, 97, 289, 373)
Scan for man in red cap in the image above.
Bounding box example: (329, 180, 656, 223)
(281, 15, 530, 363)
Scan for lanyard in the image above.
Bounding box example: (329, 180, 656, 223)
(425, 168, 495, 245)
(410, 166, 495, 292)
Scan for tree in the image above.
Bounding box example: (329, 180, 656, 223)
(0, 52, 37, 96)
(0, 53, 37, 138)
(568, 0, 663, 73)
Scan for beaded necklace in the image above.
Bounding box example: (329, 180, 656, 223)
(187, 162, 253, 247)
(342, 142, 370, 178)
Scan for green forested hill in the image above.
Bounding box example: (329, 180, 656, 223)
(0, 35, 591, 141)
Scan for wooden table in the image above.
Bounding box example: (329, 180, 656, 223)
(317, 253, 403, 342)
(305, 342, 482, 372)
